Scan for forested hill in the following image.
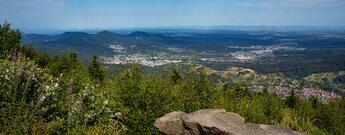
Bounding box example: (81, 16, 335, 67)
(1, 22, 345, 134)
(21, 27, 345, 80)
(20, 29, 278, 61)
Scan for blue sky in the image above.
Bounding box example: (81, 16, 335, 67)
(1, 0, 345, 32)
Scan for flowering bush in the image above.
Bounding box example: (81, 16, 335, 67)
(0, 57, 54, 133)
(0, 57, 123, 134)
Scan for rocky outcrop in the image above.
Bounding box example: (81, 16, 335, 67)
(154, 109, 307, 135)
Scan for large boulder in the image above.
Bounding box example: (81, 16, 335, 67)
(154, 109, 307, 135)
(154, 111, 187, 135)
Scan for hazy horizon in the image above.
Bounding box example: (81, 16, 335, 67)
(15, 25, 345, 35)
(1, 0, 345, 33)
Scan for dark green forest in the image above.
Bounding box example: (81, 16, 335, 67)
(1, 22, 345, 135)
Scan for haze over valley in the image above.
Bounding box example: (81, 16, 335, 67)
(21, 27, 345, 102)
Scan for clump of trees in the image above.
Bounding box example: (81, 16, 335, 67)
(1, 22, 345, 135)
(333, 75, 345, 84)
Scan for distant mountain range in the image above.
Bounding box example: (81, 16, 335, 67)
(21, 30, 259, 60)
(21, 29, 345, 63)
(22, 31, 168, 60)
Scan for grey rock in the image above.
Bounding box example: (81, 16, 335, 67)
(154, 111, 187, 135)
(246, 124, 306, 135)
(154, 109, 307, 135)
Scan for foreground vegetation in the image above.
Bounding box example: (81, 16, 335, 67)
(1, 22, 345, 135)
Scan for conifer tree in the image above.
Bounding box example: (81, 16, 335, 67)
(286, 89, 298, 108)
(310, 96, 319, 109)
(171, 68, 182, 84)
(234, 83, 251, 97)
(88, 54, 106, 82)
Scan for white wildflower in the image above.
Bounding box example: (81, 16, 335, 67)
(54, 83, 59, 87)
(39, 95, 46, 102)
(103, 100, 109, 105)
